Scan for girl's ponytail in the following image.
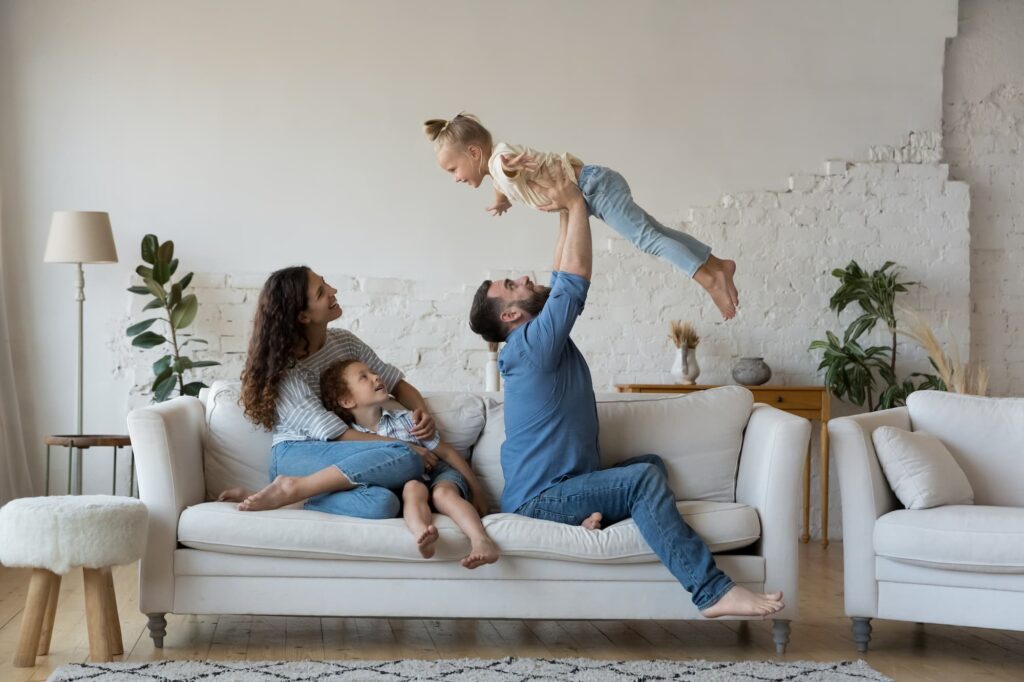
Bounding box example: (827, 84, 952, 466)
(422, 112, 493, 150)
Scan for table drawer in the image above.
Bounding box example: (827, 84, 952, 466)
(749, 390, 823, 410)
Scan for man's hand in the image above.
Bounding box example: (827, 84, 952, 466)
(408, 443, 439, 470)
(486, 194, 512, 216)
(528, 165, 584, 213)
(409, 408, 436, 441)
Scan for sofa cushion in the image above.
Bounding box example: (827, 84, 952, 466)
(202, 381, 488, 501)
(875, 506, 1024, 574)
(907, 391, 1024, 507)
(871, 426, 973, 509)
(178, 500, 759, 563)
(472, 388, 754, 509)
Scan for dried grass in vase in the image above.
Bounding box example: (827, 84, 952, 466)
(669, 321, 700, 349)
(899, 309, 989, 396)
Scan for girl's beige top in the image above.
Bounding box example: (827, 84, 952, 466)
(488, 142, 583, 209)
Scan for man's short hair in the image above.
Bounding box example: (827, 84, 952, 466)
(469, 279, 508, 343)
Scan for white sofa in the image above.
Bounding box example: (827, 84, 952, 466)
(127, 381, 810, 653)
(831, 390, 1024, 651)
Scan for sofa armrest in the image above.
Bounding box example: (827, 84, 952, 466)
(735, 404, 810, 614)
(127, 396, 207, 614)
(829, 407, 907, 617)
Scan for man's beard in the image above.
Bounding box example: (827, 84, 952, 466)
(516, 285, 551, 317)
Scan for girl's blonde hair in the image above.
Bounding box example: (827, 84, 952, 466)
(423, 112, 492, 151)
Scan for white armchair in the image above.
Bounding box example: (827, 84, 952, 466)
(830, 390, 1024, 651)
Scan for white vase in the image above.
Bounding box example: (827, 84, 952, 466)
(670, 347, 700, 385)
(484, 351, 501, 391)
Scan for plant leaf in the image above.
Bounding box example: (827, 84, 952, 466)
(143, 298, 164, 311)
(153, 258, 171, 285)
(171, 294, 198, 329)
(132, 331, 167, 349)
(127, 285, 151, 295)
(189, 360, 220, 368)
(152, 355, 172, 375)
(135, 265, 153, 279)
(141, 235, 158, 264)
(169, 258, 179, 277)
(182, 381, 207, 397)
(153, 373, 177, 402)
(169, 283, 182, 308)
(126, 319, 158, 336)
(144, 277, 166, 301)
(179, 272, 194, 291)
(157, 240, 175, 265)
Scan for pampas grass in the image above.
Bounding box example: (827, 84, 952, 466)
(899, 309, 988, 396)
(669, 321, 700, 349)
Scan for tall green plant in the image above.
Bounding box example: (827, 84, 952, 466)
(126, 234, 220, 401)
(809, 261, 944, 411)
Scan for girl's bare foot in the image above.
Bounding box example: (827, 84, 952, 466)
(581, 512, 603, 530)
(416, 524, 439, 559)
(218, 487, 253, 503)
(461, 537, 500, 569)
(238, 475, 302, 512)
(694, 256, 739, 320)
(701, 586, 784, 619)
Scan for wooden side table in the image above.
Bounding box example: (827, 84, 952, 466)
(616, 384, 831, 548)
(44, 435, 136, 497)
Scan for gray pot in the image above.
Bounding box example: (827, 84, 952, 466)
(732, 357, 772, 385)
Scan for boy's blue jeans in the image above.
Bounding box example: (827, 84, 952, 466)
(270, 440, 423, 519)
(579, 165, 712, 278)
(515, 454, 734, 611)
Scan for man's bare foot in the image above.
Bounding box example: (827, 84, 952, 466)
(694, 256, 739, 320)
(218, 487, 253, 503)
(461, 537, 500, 569)
(701, 586, 784, 619)
(581, 512, 603, 530)
(416, 524, 439, 559)
(238, 475, 303, 512)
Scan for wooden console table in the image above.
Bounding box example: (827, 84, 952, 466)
(616, 384, 831, 548)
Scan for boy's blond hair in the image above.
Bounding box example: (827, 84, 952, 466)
(423, 112, 492, 151)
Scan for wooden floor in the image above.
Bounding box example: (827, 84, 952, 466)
(2, 543, 1022, 681)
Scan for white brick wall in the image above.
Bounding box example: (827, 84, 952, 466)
(113, 133, 971, 540)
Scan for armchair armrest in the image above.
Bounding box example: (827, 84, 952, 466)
(736, 404, 811, 615)
(127, 396, 207, 614)
(829, 407, 907, 617)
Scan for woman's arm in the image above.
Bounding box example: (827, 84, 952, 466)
(392, 380, 436, 440)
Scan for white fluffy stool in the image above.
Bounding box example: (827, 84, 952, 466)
(0, 495, 148, 667)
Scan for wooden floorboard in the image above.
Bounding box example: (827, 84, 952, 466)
(1, 543, 1022, 680)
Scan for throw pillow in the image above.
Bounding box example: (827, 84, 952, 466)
(872, 425, 974, 509)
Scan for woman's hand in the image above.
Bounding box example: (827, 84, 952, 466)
(528, 165, 584, 213)
(409, 409, 436, 441)
(408, 443, 439, 470)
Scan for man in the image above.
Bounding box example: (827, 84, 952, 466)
(468, 167, 784, 618)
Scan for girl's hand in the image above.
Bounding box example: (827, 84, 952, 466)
(408, 443, 439, 470)
(501, 152, 540, 174)
(470, 486, 490, 517)
(409, 409, 436, 441)
(486, 196, 512, 216)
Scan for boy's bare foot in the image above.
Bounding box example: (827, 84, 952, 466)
(461, 537, 500, 569)
(238, 475, 302, 512)
(581, 512, 603, 530)
(694, 256, 739, 320)
(416, 524, 439, 559)
(701, 586, 784, 619)
(218, 487, 253, 503)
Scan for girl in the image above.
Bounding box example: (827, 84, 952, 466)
(219, 266, 436, 520)
(424, 113, 740, 320)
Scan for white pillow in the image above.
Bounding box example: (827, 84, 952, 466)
(872, 426, 974, 509)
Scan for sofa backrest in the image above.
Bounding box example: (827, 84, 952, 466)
(471, 386, 753, 509)
(907, 390, 1024, 507)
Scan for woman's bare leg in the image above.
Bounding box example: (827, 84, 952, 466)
(239, 466, 353, 512)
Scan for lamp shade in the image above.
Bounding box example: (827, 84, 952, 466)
(44, 211, 118, 264)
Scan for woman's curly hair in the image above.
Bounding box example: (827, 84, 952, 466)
(240, 266, 311, 430)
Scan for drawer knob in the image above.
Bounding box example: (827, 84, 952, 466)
(776, 396, 784, 403)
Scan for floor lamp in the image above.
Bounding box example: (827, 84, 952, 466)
(43, 211, 118, 494)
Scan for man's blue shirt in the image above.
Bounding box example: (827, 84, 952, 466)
(498, 271, 600, 513)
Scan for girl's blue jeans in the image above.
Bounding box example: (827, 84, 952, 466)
(515, 454, 734, 611)
(579, 165, 712, 278)
(270, 439, 423, 519)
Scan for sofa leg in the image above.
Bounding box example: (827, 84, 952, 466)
(147, 613, 167, 648)
(771, 619, 791, 654)
(851, 617, 872, 653)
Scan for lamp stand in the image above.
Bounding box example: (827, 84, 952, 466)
(74, 262, 84, 494)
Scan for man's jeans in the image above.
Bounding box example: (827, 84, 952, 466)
(515, 454, 734, 610)
(271, 440, 423, 519)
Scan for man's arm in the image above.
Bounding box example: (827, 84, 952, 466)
(531, 168, 591, 281)
(552, 210, 568, 272)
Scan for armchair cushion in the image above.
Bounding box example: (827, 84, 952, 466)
(872, 426, 973, 509)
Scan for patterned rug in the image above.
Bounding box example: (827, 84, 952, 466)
(48, 656, 893, 681)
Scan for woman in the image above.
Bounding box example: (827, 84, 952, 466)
(222, 265, 436, 518)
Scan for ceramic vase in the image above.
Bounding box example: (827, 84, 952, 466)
(732, 357, 772, 385)
(671, 347, 701, 385)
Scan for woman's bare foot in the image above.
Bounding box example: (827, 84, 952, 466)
(217, 487, 253, 503)
(238, 475, 303, 512)
(462, 537, 500, 569)
(416, 524, 439, 559)
(581, 512, 603, 530)
(694, 256, 739, 320)
(701, 586, 784, 619)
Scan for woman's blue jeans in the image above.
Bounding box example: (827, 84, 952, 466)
(270, 440, 423, 519)
(515, 454, 734, 610)
(579, 164, 712, 278)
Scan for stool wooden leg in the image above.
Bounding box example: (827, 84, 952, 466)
(83, 568, 113, 662)
(37, 573, 62, 656)
(101, 568, 124, 655)
(14, 568, 59, 667)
